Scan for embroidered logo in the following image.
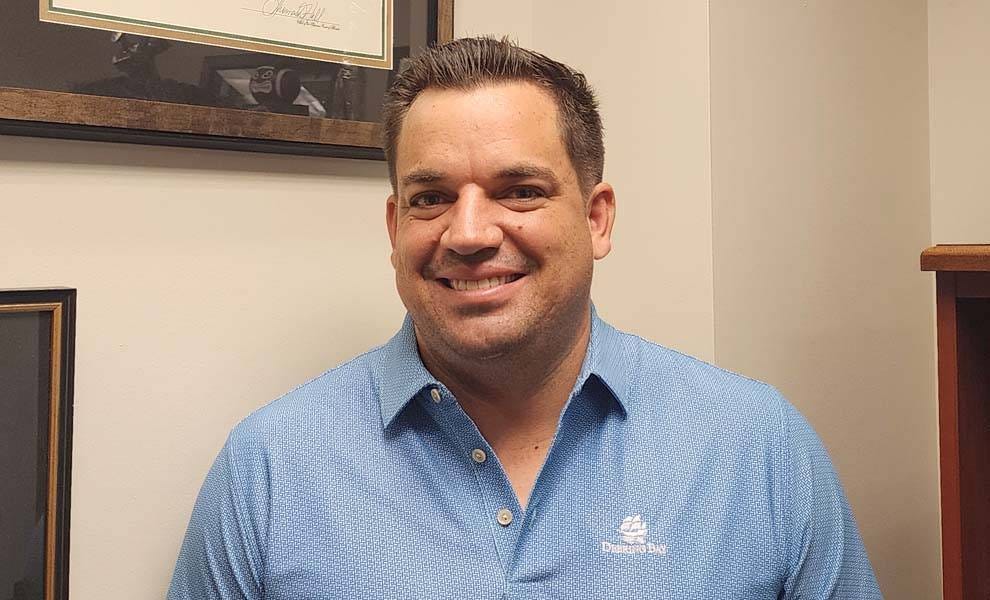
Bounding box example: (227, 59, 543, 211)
(601, 514, 667, 555)
(619, 514, 647, 544)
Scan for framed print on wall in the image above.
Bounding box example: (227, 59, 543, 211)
(0, 288, 76, 600)
(40, 0, 396, 69)
(0, 1, 453, 159)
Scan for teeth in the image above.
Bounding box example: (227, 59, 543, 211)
(448, 276, 515, 291)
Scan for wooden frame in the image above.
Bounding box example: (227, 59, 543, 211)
(0, 0, 453, 159)
(0, 288, 76, 600)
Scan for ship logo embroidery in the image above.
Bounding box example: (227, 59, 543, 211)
(601, 514, 668, 555)
(619, 515, 648, 544)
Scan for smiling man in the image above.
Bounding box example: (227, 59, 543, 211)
(168, 38, 881, 599)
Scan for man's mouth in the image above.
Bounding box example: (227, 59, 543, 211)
(438, 274, 525, 291)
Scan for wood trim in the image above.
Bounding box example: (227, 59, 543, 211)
(53, 290, 76, 600)
(0, 302, 62, 314)
(936, 272, 963, 600)
(45, 303, 62, 600)
(922, 245, 990, 272)
(437, 0, 455, 42)
(0, 86, 383, 148)
(0, 117, 385, 160)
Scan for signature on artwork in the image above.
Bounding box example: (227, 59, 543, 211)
(252, 0, 341, 29)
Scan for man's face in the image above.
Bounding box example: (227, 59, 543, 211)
(386, 82, 614, 362)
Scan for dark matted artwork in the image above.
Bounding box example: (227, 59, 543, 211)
(0, 1, 453, 159)
(0, 289, 75, 600)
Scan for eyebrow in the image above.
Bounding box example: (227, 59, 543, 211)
(400, 164, 562, 189)
(495, 164, 562, 189)
(400, 168, 446, 187)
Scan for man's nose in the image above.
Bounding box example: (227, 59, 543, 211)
(440, 189, 504, 256)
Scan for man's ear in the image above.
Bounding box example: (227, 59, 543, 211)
(587, 182, 616, 260)
(386, 194, 399, 267)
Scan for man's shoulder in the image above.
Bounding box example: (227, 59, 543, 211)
(611, 325, 780, 399)
(608, 325, 789, 434)
(227, 343, 389, 449)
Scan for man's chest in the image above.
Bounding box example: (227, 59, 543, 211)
(261, 428, 784, 600)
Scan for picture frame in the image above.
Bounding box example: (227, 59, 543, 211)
(0, 288, 76, 600)
(0, 1, 453, 160)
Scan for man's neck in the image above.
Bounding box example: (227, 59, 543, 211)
(418, 312, 590, 420)
(415, 312, 592, 506)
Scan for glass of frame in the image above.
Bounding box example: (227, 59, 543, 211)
(0, 1, 453, 159)
(0, 289, 75, 600)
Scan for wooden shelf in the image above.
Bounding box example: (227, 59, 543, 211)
(922, 245, 990, 600)
(921, 244, 990, 272)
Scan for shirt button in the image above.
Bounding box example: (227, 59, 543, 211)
(496, 508, 513, 527)
(471, 448, 487, 463)
(430, 388, 441, 403)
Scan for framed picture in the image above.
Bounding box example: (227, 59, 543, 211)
(0, 1, 453, 159)
(40, 0, 395, 69)
(0, 288, 76, 600)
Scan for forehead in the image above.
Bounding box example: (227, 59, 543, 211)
(394, 82, 574, 186)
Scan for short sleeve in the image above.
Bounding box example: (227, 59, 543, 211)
(778, 398, 883, 599)
(167, 432, 268, 600)
(782, 399, 882, 600)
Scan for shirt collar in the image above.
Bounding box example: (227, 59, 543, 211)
(374, 313, 440, 428)
(374, 305, 630, 429)
(583, 305, 631, 414)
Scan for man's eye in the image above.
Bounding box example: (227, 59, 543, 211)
(409, 193, 446, 208)
(504, 187, 544, 200)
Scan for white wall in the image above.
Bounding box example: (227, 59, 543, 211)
(0, 1, 946, 597)
(929, 0, 990, 243)
(0, 140, 404, 596)
(531, 0, 715, 360)
(454, 0, 533, 48)
(710, 1, 939, 597)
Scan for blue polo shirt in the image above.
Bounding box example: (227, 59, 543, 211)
(168, 310, 881, 599)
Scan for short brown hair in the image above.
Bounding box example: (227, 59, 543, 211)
(382, 37, 604, 194)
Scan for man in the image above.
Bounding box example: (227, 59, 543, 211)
(169, 38, 881, 598)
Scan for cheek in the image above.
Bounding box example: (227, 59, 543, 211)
(515, 217, 591, 263)
(393, 228, 438, 275)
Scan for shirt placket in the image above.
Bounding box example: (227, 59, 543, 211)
(420, 384, 526, 576)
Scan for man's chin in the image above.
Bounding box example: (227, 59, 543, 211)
(411, 307, 541, 361)
(440, 330, 522, 361)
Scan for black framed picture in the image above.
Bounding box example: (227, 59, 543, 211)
(0, 1, 453, 159)
(0, 289, 76, 600)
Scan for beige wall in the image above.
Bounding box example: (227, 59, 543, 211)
(0, 1, 946, 598)
(454, 0, 533, 47)
(0, 139, 405, 596)
(710, 1, 939, 598)
(532, 0, 715, 360)
(929, 0, 990, 243)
